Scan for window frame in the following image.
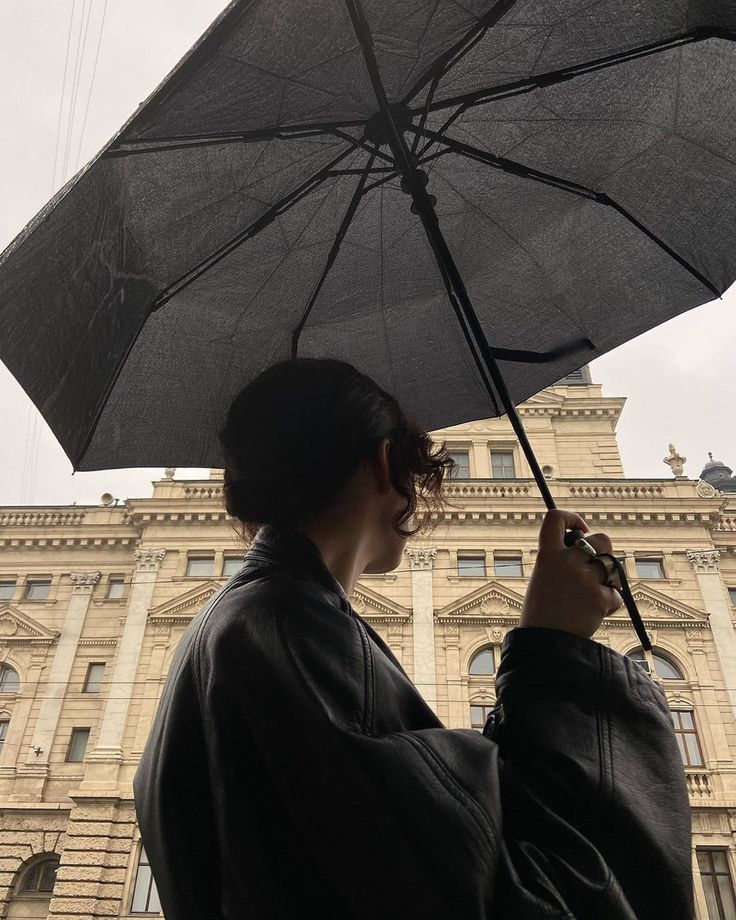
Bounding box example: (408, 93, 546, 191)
(222, 556, 245, 577)
(489, 449, 517, 479)
(468, 647, 495, 677)
(83, 662, 106, 693)
(728, 587, 736, 607)
(66, 727, 91, 763)
(185, 555, 215, 577)
(626, 647, 683, 681)
(130, 843, 162, 914)
(697, 847, 736, 920)
(24, 578, 52, 601)
(457, 553, 487, 578)
(670, 709, 704, 767)
(469, 702, 495, 732)
(0, 578, 16, 601)
(494, 554, 523, 577)
(634, 556, 665, 580)
(106, 576, 125, 599)
(16, 856, 60, 897)
(446, 449, 471, 479)
(0, 719, 8, 752)
(0, 664, 20, 694)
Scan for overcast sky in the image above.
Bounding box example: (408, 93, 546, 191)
(1, 1, 735, 508)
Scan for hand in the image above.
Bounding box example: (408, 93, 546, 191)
(519, 509, 622, 640)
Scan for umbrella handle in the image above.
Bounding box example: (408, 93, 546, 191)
(564, 530, 652, 651)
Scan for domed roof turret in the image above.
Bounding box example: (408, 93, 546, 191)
(700, 452, 736, 492)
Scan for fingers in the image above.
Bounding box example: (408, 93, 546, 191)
(538, 509, 589, 551)
(582, 532, 613, 556)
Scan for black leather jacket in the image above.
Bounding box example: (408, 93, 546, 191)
(133, 524, 694, 919)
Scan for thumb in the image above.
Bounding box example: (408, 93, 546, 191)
(538, 509, 589, 552)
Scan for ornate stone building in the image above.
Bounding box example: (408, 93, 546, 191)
(1, 371, 735, 919)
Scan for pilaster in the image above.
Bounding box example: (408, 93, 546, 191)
(687, 550, 736, 719)
(15, 572, 100, 795)
(83, 549, 165, 788)
(406, 547, 438, 713)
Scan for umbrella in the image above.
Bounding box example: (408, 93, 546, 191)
(3, 0, 736, 647)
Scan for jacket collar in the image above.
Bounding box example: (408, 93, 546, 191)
(244, 523, 352, 610)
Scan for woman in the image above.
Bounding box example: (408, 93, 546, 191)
(134, 358, 693, 919)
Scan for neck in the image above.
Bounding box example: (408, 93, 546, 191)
(300, 516, 370, 597)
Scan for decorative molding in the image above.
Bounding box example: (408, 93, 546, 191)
(134, 548, 166, 572)
(78, 638, 119, 647)
(70, 571, 101, 593)
(436, 581, 524, 624)
(148, 581, 222, 623)
(0, 510, 86, 526)
(349, 585, 411, 623)
(607, 584, 709, 626)
(0, 605, 59, 646)
(0, 536, 135, 550)
(696, 480, 717, 498)
(687, 549, 721, 574)
(405, 547, 437, 571)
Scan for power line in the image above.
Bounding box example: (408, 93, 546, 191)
(73, 0, 108, 171)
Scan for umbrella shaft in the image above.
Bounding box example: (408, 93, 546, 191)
(345, 0, 555, 511)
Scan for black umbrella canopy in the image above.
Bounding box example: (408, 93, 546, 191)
(2, 0, 736, 471)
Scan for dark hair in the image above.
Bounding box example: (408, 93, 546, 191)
(219, 358, 454, 543)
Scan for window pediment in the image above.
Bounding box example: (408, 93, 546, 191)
(0, 604, 59, 645)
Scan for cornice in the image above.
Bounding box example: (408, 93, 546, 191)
(0, 536, 136, 549)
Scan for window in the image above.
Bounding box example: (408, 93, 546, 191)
(0, 580, 15, 600)
(25, 579, 51, 601)
(131, 845, 162, 914)
(490, 450, 516, 479)
(469, 647, 495, 676)
(458, 554, 486, 577)
(697, 849, 736, 920)
(20, 856, 59, 893)
(635, 557, 664, 579)
(222, 557, 244, 577)
(470, 703, 494, 732)
(670, 710, 704, 767)
(729, 588, 736, 606)
(66, 728, 90, 763)
(626, 647, 683, 680)
(0, 665, 19, 693)
(83, 663, 105, 693)
(186, 556, 214, 577)
(494, 555, 523, 577)
(107, 577, 124, 599)
(0, 720, 8, 753)
(447, 450, 470, 479)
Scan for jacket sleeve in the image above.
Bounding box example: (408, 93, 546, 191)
(488, 626, 694, 920)
(197, 581, 693, 920)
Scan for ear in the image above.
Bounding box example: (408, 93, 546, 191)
(367, 437, 393, 495)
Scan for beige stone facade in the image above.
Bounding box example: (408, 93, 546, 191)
(1, 378, 735, 918)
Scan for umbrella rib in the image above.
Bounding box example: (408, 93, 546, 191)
(291, 157, 375, 358)
(400, 0, 519, 106)
(413, 27, 736, 116)
(149, 146, 358, 314)
(414, 128, 722, 299)
(106, 121, 374, 158)
(74, 144, 364, 468)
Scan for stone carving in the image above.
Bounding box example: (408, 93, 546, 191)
(663, 443, 686, 478)
(405, 547, 437, 570)
(645, 629, 657, 647)
(0, 616, 18, 636)
(696, 480, 717, 498)
(134, 548, 166, 571)
(70, 571, 101, 593)
(491, 627, 504, 642)
(350, 594, 367, 614)
(388, 624, 403, 636)
(687, 550, 721, 574)
(164, 467, 176, 479)
(480, 597, 510, 617)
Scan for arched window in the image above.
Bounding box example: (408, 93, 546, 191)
(626, 647, 683, 680)
(0, 664, 19, 693)
(20, 857, 59, 894)
(468, 647, 495, 676)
